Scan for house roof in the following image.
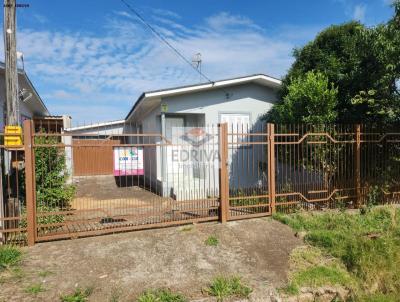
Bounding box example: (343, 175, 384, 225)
(0, 62, 50, 116)
(64, 119, 125, 132)
(125, 73, 281, 120)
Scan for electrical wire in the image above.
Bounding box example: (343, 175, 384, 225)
(119, 0, 215, 85)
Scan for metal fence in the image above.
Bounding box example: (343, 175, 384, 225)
(0, 120, 399, 245)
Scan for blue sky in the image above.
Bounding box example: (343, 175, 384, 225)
(0, 0, 395, 124)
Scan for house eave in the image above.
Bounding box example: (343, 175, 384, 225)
(125, 74, 281, 121)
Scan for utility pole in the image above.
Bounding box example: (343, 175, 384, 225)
(2, 0, 19, 243)
(4, 0, 19, 126)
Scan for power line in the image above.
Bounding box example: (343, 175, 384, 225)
(119, 0, 215, 85)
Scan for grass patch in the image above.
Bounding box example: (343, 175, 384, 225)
(25, 283, 45, 295)
(0, 246, 22, 270)
(274, 206, 400, 300)
(38, 270, 53, 278)
(137, 289, 187, 302)
(282, 246, 354, 295)
(60, 287, 93, 302)
(204, 275, 252, 301)
(204, 235, 219, 246)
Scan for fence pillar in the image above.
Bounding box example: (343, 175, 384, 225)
(354, 124, 361, 208)
(23, 120, 36, 246)
(219, 123, 229, 223)
(267, 123, 276, 214)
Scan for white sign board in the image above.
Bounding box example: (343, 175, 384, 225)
(113, 147, 144, 176)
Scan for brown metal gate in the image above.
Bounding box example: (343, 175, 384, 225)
(1, 120, 400, 246)
(72, 139, 115, 176)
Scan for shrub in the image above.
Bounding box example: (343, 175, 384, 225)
(34, 134, 75, 209)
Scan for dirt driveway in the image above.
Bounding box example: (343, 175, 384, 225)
(1, 218, 302, 302)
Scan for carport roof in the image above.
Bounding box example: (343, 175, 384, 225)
(125, 73, 282, 121)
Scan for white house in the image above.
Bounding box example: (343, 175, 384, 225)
(0, 62, 49, 129)
(65, 74, 282, 200)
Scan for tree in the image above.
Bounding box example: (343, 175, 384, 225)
(267, 1, 400, 124)
(265, 71, 338, 124)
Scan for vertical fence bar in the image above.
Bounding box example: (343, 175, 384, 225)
(354, 124, 361, 208)
(24, 119, 36, 246)
(219, 123, 229, 222)
(267, 123, 276, 214)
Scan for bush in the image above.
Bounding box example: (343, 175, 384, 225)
(34, 134, 75, 209)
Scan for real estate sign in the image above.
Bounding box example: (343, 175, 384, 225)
(113, 147, 144, 176)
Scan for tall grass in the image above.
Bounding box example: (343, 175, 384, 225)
(274, 206, 400, 300)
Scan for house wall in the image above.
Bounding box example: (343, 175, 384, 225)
(139, 105, 163, 192)
(162, 83, 277, 125)
(0, 73, 47, 130)
(134, 82, 278, 199)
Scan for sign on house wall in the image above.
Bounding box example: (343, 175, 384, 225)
(113, 147, 144, 176)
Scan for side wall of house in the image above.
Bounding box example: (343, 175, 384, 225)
(138, 106, 162, 192)
(0, 73, 45, 130)
(162, 83, 277, 125)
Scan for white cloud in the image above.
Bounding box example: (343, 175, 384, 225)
(353, 4, 366, 21)
(206, 12, 263, 31)
(0, 11, 310, 123)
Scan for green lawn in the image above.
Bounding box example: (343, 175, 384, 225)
(274, 206, 400, 301)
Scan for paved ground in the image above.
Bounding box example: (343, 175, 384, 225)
(1, 218, 302, 302)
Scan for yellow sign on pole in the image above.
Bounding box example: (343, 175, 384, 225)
(4, 125, 22, 147)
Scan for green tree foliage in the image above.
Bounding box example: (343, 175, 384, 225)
(34, 135, 75, 209)
(267, 1, 400, 124)
(266, 71, 338, 123)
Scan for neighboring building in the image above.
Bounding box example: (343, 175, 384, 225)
(0, 62, 49, 129)
(66, 74, 282, 199)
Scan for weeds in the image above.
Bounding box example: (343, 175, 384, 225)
(25, 283, 45, 295)
(204, 276, 252, 301)
(38, 270, 53, 278)
(0, 246, 22, 270)
(204, 235, 219, 246)
(137, 289, 187, 302)
(60, 287, 93, 302)
(275, 206, 400, 300)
